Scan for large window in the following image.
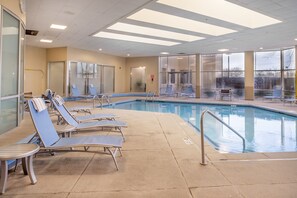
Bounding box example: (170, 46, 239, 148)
(159, 55, 196, 96)
(201, 53, 245, 98)
(283, 49, 295, 97)
(0, 9, 23, 134)
(254, 49, 295, 98)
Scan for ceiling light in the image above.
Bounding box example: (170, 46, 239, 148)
(218, 48, 229, 52)
(128, 9, 236, 36)
(40, 39, 52, 43)
(259, 47, 263, 50)
(93, 32, 180, 46)
(50, 24, 67, 30)
(295, 38, 297, 41)
(157, 0, 281, 28)
(99, 48, 102, 51)
(108, 22, 204, 42)
(127, 54, 130, 56)
(160, 52, 169, 55)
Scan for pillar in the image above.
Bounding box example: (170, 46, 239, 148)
(196, 54, 201, 98)
(245, 51, 254, 100)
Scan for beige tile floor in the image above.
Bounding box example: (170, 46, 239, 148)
(1, 97, 297, 197)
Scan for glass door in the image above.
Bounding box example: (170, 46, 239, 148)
(48, 62, 65, 96)
(130, 67, 146, 92)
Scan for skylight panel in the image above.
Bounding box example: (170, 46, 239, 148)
(157, 0, 281, 28)
(93, 32, 180, 46)
(107, 22, 204, 42)
(127, 9, 236, 36)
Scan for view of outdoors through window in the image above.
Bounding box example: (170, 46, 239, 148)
(254, 49, 295, 98)
(201, 53, 245, 98)
(159, 48, 295, 99)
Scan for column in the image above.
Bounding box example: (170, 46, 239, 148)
(245, 51, 254, 100)
(196, 54, 201, 98)
(295, 46, 297, 98)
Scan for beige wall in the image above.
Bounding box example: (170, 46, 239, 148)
(24, 45, 47, 95)
(24, 46, 128, 95)
(47, 47, 67, 62)
(67, 47, 127, 93)
(0, 0, 26, 24)
(126, 57, 158, 94)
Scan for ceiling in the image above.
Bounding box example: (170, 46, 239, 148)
(25, 0, 297, 57)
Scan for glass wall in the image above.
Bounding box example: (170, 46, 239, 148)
(69, 61, 114, 95)
(254, 49, 295, 98)
(159, 55, 196, 96)
(0, 9, 24, 134)
(283, 48, 295, 97)
(201, 53, 245, 98)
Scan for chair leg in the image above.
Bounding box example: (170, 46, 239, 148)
(0, 160, 8, 194)
(106, 147, 119, 171)
(117, 127, 125, 142)
(118, 148, 123, 157)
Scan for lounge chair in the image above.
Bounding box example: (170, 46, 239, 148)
(67, 84, 95, 112)
(71, 84, 93, 99)
(53, 95, 117, 122)
(51, 97, 127, 140)
(88, 84, 111, 104)
(264, 86, 282, 101)
(218, 88, 233, 101)
(180, 84, 195, 97)
(28, 98, 123, 170)
(163, 84, 177, 97)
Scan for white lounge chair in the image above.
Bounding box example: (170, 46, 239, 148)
(51, 97, 127, 140)
(28, 98, 123, 170)
(53, 95, 117, 122)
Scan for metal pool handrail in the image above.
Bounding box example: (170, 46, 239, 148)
(200, 109, 246, 165)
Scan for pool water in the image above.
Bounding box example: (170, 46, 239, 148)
(109, 100, 297, 153)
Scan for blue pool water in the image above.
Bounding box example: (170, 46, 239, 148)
(109, 100, 297, 153)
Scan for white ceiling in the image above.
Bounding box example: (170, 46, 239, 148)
(25, 0, 297, 57)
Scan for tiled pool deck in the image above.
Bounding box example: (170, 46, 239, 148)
(1, 97, 297, 197)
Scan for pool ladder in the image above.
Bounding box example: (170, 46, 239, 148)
(145, 91, 155, 101)
(191, 109, 246, 165)
(93, 94, 111, 109)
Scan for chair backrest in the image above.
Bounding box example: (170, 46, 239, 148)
(28, 99, 60, 147)
(51, 99, 79, 127)
(88, 84, 97, 96)
(165, 84, 173, 94)
(181, 84, 194, 94)
(220, 89, 231, 94)
(71, 84, 81, 97)
(273, 86, 282, 97)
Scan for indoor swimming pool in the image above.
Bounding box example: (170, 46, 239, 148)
(110, 100, 297, 153)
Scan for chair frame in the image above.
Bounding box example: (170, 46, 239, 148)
(28, 99, 123, 170)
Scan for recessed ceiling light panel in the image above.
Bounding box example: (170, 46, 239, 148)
(218, 48, 229, 52)
(93, 32, 180, 46)
(157, 0, 281, 28)
(40, 39, 53, 43)
(50, 24, 67, 30)
(108, 22, 204, 42)
(128, 9, 236, 36)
